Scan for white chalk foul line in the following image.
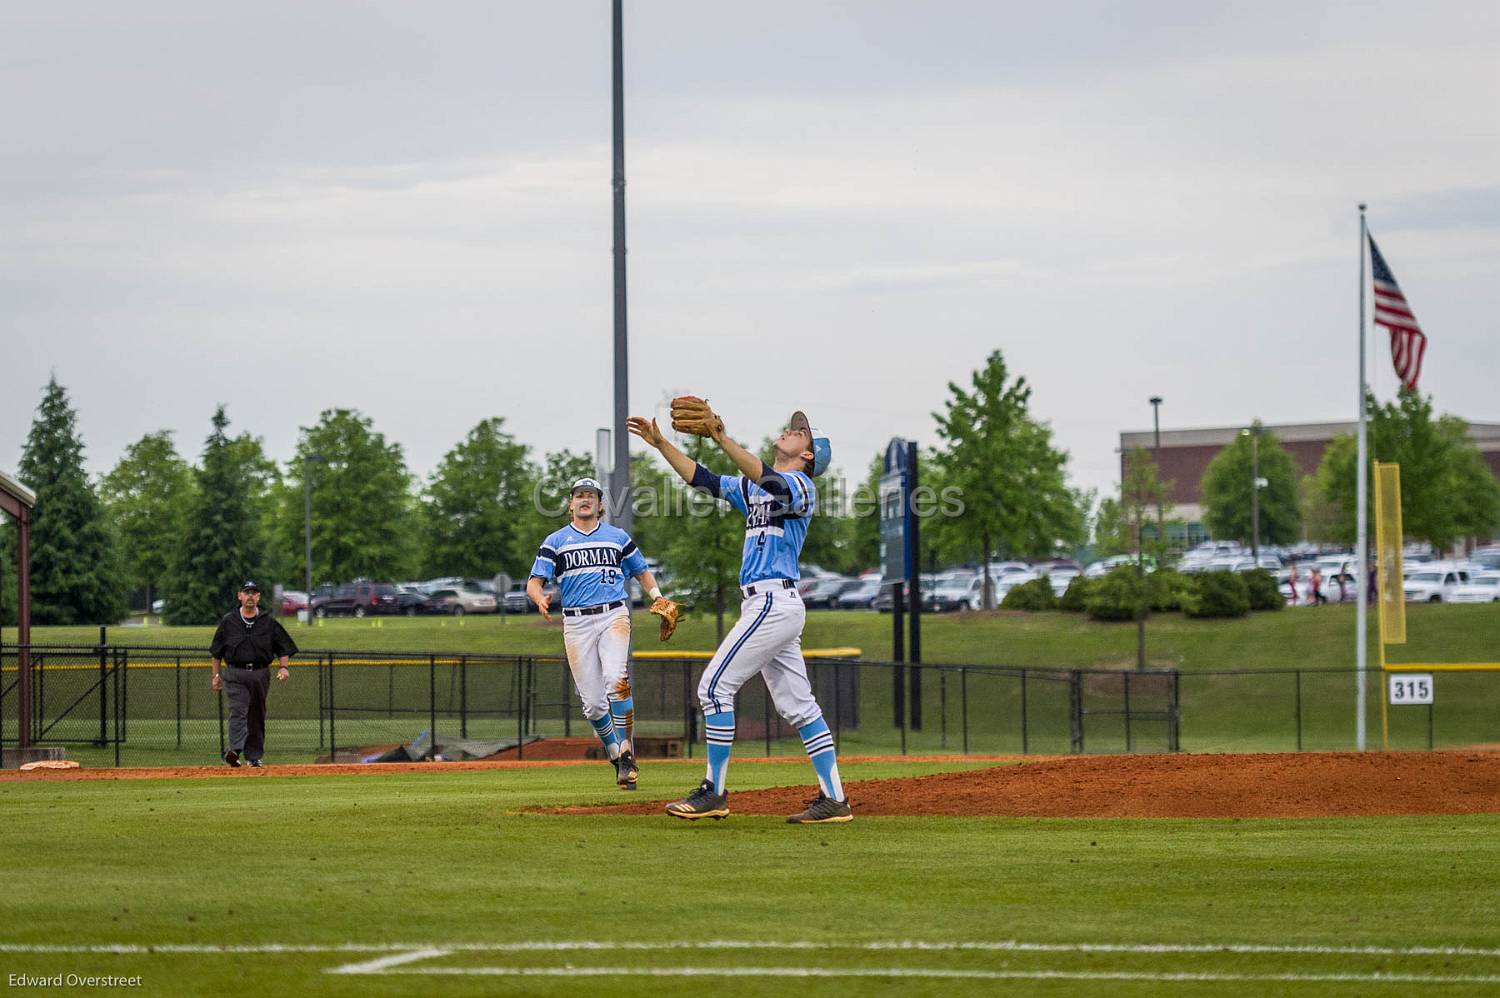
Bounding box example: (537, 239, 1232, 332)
(348, 965, 1500, 985)
(3, 939, 1500, 958)
(325, 948, 449, 975)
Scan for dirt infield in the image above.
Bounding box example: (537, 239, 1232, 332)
(6, 751, 1499, 818)
(555, 751, 1500, 819)
(0, 754, 1010, 783)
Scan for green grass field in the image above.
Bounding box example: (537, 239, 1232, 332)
(9, 604, 1500, 767)
(3, 759, 1499, 997)
(13, 601, 1499, 670)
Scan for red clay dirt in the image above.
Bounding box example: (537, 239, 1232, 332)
(554, 751, 1500, 819)
(6, 751, 1499, 818)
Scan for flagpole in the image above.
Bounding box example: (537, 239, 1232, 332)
(1355, 203, 1369, 751)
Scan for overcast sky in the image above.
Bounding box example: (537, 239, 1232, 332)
(3, 1, 1497, 501)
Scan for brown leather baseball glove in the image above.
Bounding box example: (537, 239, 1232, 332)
(670, 395, 724, 438)
(648, 597, 682, 642)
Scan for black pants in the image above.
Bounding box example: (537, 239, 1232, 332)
(225, 666, 271, 760)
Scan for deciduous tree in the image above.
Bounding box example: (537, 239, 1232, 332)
(931, 350, 1084, 607)
(100, 431, 195, 611)
(1200, 423, 1300, 545)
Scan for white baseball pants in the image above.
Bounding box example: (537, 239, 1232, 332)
(563, 605, 632, 722)
(698, 587, 821, 728)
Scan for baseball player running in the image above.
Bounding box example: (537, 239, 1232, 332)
(626, 398, 851, 823)
(527, 477, 678, 789)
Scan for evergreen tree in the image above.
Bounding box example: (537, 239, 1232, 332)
(422, 419, 531, 578)
(100, 431, 194, 610)
(166, 406, 269, 624)
(16, 377, 126, 624)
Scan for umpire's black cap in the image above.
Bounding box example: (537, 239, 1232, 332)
(240, 580, 260, 592)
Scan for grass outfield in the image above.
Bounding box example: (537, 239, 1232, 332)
(13, 601, 1500, 669)
(11, 604, 1500, 766)
(3, 760, 1499, 997)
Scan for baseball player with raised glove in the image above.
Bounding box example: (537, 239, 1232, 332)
(527, 477, 675, 790)
(628, 398, 851, 824)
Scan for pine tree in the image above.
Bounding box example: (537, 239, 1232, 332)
(166, 407, 268, 624)
(16, 377, 126, 625)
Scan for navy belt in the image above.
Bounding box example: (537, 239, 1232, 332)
(741, 579, 796, 598)
(563, 599, 626, 618)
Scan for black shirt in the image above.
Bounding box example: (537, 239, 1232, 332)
(210, 610, 299, 666)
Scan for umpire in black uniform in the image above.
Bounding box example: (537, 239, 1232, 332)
(210, 581, 298, 768)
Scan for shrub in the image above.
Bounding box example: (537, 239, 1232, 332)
(1058, 574, 1092, 612)
(1182, 570, 1251, 618)
(1085, 565, 1147, 622)
(1001, 576, 1057, 611)
(1242, 568, 1284, 611)
(1148, 568, 1191, 612)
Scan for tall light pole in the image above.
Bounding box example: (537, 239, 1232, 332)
(1149, 396, 1164, 555)
(1241, 427, 1264, 562)
(610, 0, 633, 529)
(303, 452, 326, 620)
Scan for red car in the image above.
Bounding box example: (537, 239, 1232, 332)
(279, 590, 309, 616)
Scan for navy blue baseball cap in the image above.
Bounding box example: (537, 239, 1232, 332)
(788, 411, 831, 477)
(240, 580, 260, 592)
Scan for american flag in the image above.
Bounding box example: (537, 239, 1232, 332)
(1368, 235, 1428, 390)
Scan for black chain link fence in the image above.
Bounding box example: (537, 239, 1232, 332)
(3, 643, 1495, 767)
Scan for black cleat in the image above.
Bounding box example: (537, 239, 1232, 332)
(614, 751, 638, 790)
(247, 759, 263, 769)
(786, 791, 853, 824)
(665, 779, 729, 820)
(224, 750, 241, 768)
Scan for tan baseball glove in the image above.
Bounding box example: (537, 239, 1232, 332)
(648, 597, 682, 642)
(670, 395, 724, 438)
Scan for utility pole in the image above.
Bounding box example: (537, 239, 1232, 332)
(610, 0, 633, 529)
(1243, 426, 1264, 562)
(1150, 396, 1164, 556)
(303, 453, 325, 620)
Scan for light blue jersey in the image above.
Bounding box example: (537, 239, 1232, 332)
(692, 462, 814, 586)
(530, 522, 650, 609)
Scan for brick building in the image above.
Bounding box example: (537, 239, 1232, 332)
(1117, 420, 1500, 545)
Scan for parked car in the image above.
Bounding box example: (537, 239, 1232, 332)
(1448, 571, 1500, 604)
(313, 582, 400, 618)
(874, 576, 935, 613)
(1403, 567, 1470, 603)
(429, 585, 500, 616)
(1032, 558, 1082, 575)
(278, 590, 309, 616)
(394, 586, 449, 616)
(927, 575, 982, 612)
(1085, 555, 1155, 577)
(502, 583, 533, 614)
(800, 576, 855, 609)
(834, 578, 882, 610)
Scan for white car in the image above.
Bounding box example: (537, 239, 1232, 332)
(1449, 571, 1500, 604)
(1047, 570, 1079, 597)
(1403, 568, 1470, 604)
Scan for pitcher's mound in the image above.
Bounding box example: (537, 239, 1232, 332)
(555, 751, 1500, 818)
